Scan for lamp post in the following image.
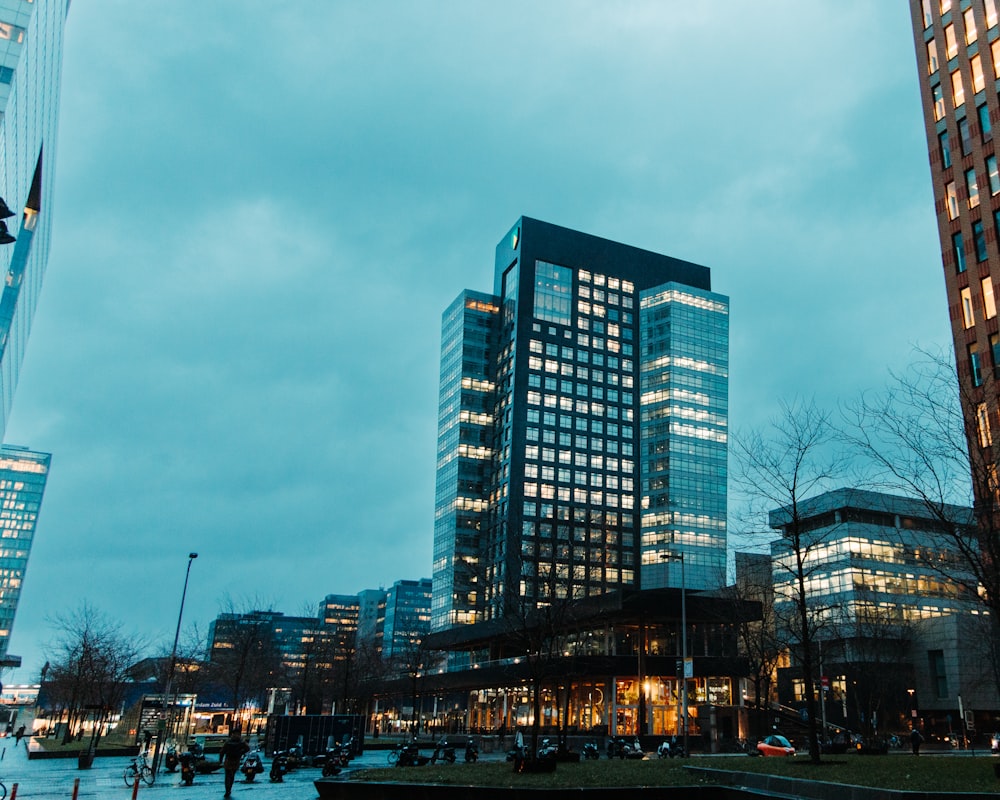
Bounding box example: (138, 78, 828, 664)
(661, 552, 687, 757)
(151, 552, 198, 782)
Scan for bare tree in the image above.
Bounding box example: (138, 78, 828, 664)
(42, 603, 147, 748)
(729, 553, 782, 741)
(204, 599, 284, 725)
(843, 349, 999, 692)
(731, 399, 845, 763)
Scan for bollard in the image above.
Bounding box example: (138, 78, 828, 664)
(10, 781, 16, 799)
(131, 774, 140, 800)
(71, 778, 79, 800)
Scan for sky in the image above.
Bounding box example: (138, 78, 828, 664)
(1, 1, 951, 682)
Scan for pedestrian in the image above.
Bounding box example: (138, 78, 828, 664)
(220, 730, 249, 797)
(14, 725, 24, 745)
(910, 727, 923, 755)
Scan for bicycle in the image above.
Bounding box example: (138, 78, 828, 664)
(123, 751, 153, 788)
(386, 742, 405, 765)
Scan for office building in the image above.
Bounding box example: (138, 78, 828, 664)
(381, 577, 431, 661)
(767, 488, 985, 733)
(909, 1, 1000, 504)
(433, 217, 729, 629)
(0, 0, 70, 439)
(0, 445, 48, 662)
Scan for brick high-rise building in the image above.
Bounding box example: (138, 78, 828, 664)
(910, 1, 1000, 502)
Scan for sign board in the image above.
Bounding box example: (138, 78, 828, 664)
(966, 710, 975, 729)
(684, 658, 693, 680)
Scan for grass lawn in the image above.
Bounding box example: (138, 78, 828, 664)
(352, 754, 1000, 793)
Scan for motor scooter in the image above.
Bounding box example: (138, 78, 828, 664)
(163, 743, 179, 772)
(241, 749, 264, 782)
(178, 751, 196, 786)
(582, 741, 600, 760)
(396, 743, 430, 767)
(464, 739, 479, 762)
(269, 752, 289, 782)
(430, 740, 456, 764)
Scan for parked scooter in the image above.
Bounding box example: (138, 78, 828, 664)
(269, 751, 289, 783)
(396, 743, 430, 767)
(607, 736, 643, 760)
(241, 749, 264, 783)
(657, 737, 684, 759)
(536, 738, 558, 760)
(163, 743, 179, 772)
(464, 739, 479, 762)
(582, 741, 600, 760)
(178, 751, 196, 786)
(430, 739, 457, 764)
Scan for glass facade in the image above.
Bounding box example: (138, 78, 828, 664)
(639, 284, 729, 590)
(0, 444, 48, 659)
(381, 577, 432, 659)
(434, 217, 729, 628)
(432, 291, 497, 629)
(0, 0, 68, 439)
(769, 489, 978, 631)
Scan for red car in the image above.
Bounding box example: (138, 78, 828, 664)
(756, 735, 796, 757)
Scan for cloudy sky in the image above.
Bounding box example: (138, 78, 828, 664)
(3, 2, 947, 680)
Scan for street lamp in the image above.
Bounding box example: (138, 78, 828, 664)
(151, 552, 198, 782)
(661, 552, 687, 756)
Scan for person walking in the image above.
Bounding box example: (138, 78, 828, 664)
(220, 730, 249, 797)
(910, 727, 923, 755)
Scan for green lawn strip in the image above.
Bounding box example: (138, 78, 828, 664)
(352, 756, 1000, 793)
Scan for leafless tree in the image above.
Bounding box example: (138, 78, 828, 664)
(842, 348, 1000, 693)
(731, 399, 846, 763)
(204, 598, 284, 725)
(42, 603, 147, 747)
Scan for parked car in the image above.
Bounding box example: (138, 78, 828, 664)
(756, 735, 796, 757)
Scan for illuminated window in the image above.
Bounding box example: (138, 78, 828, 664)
(984, 278, 997, 319)
(934, 84, 946, 120)
(927, 39, 939, 73)
(962, 286, 976, 327)
(994, 39, 1000, 76)
(0, 24, 24, 44)
(940, 0, 951, 12)
(946, 181, 959, 218)
(967, 168, 980, 207)
(923, 0, 934, 26)
(952, 70, 965, 107)
(940, 130, 952, 168)
(988, 0, 999, 29)
(965, 7, 977, 43)
(978, 403, 993, 447)
(972, 55, 985, 93)
(946, 24, 958, 59)
(954, 231, 967, 272)
(974, 220, 988, 259)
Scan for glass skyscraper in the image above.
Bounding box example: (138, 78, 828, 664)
(0, 0, 68, 666)
(433, 217, 729, 631)
(0, 0, 69, 439)
(0, 445, 49, 661)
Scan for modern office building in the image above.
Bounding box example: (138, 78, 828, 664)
(767, 488, 986, 733)
(0, 445, 48, 662)
(433, 217, 729, 629)
(0, 0, 69, 439)
(909, 1, 1000, 505)
(381, 577, 432, 661)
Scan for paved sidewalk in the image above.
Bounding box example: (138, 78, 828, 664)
(0, 739, 389, 799)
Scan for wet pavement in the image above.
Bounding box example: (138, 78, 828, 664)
(0, 740, 413, 800)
